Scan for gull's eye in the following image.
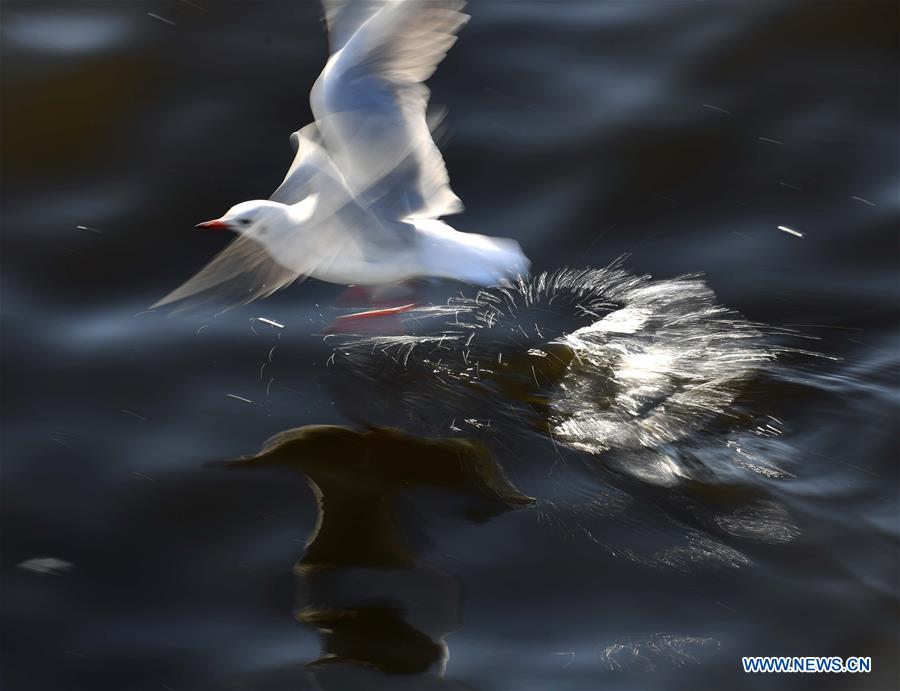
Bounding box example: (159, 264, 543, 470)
(240, 219, 252, 226)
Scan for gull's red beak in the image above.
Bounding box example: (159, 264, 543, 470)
(194, 219, 230, 231)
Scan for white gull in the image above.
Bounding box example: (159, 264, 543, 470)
(153, 0, 529, 310)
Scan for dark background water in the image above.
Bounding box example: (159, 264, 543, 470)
(1, 1, 898, 689)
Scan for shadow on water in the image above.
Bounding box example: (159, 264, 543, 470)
(221, 425, 532, 689)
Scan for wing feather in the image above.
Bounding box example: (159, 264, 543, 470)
(271, 123, 345, 205)
(322, 0, 388, 52)
(150, 236, 302, 311)
(312, 0, 468, 220)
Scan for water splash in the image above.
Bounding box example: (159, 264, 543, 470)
(330, 262, 805, 482)
(599, 634, 721, 671)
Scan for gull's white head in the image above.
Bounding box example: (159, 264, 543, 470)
(195, 200, 288, 239)
(195, 196, 318, 252)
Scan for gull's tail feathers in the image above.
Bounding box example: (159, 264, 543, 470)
(414, 219, 530, 287)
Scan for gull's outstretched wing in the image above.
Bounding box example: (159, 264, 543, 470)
(312, 0, 468, 221)
(152, 122, 410, 311)
(322, 0, 388, 52)
(150, 235, 302, 311)
(271, 122, 347, 206)
(273, 121, 416, 257)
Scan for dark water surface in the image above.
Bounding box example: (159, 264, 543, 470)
(1, 1, 898, 690)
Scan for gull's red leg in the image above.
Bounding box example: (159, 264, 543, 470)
(324, 303, 419, 335)
(327, 280, 424, 334)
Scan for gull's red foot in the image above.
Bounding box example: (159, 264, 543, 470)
(324, 303, 419, 335)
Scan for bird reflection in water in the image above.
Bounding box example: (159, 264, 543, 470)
(225, 425, 533, 689)
(222, 265, 814, 685)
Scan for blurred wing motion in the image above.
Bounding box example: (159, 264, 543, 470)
(153, 0, 470, 311)
(275, 122, 416, 259)
(271, 123, 346, 207)
(322, 0, 387, 52)
(150, 235, 302, 311)
(312, 0, 468, 220)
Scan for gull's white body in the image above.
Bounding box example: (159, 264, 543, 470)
(154, 0, 529, 309)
